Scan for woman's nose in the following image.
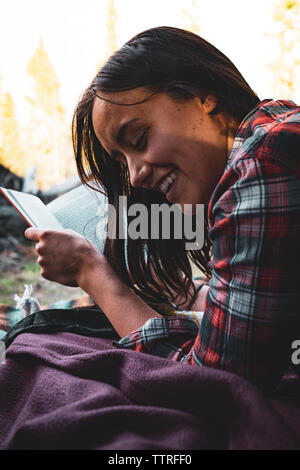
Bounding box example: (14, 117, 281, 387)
(127, 159, 152, 188)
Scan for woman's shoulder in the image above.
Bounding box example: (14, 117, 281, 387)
(208, 100, 300, 210)
(227, 99, 300, 171)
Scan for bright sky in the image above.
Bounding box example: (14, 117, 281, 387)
(0, 0, 278, 124)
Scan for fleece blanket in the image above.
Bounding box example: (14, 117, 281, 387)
(0, 331, 300, 450)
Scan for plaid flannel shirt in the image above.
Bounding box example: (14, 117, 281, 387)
(113, 99, 300, 392)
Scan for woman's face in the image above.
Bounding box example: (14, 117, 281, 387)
(92, 87, 237, 211)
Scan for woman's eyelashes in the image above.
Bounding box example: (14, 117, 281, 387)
(133, 128, 148, 151)
(109, 128, 148, 162)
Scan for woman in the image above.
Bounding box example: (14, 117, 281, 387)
(25, 26, 300, 393)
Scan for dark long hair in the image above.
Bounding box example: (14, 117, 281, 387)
(72, 26, 260, 311)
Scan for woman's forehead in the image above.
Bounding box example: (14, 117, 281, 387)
(91, 88, 154, 144)
(92, 97, 119, 131)
(92, 87, 153, 119)
(92, 96, 135, 148)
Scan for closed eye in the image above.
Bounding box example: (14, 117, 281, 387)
(108, 127, 149, 162)
(133, 129, 148, 151)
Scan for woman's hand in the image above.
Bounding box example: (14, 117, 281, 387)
(24, 227, 162, 338)
(24, 228, 103, 287)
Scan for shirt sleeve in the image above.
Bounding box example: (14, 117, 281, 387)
(112, 316, 200, 363)
(194, 149, 300, 392)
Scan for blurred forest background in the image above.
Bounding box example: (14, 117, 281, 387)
(1, 0, 300, 189)
(0, 0, 299, 305)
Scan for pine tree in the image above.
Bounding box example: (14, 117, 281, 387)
(96, 0, 118, 73)
(25, 38, 74, 189)
(27, 38, 62, 116)
(0, 76, 27, 176)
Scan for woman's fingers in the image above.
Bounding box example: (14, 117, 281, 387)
(24, 227, 44, 241)
(23, 228, 98, 287)
(35, 241, 45, 255)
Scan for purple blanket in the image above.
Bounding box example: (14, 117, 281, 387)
(0, 331, 300, 450)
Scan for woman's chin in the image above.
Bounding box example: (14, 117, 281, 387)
(166, 187, 205, 213)
(176, 201, 200, 215)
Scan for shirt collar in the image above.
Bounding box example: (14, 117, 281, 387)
(225, 99, 273, 171)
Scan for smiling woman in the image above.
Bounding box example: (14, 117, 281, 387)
(73, 26, 260, 311)
(91, 89, 238, 207)
(23, 25, 300, 394)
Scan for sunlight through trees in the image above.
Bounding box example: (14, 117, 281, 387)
(1, 0, 300, 189)
(181, 0, 201, 34)
(268, 0, 300, 101)
(0, 77, 27, 176)
(24, 39, 74, 188)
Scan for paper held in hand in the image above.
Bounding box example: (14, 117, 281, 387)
(0, 184, 108, 254)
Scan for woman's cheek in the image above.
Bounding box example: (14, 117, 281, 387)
(149, 135, 178, 166)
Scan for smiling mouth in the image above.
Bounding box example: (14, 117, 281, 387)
(157, 170, 177, 195)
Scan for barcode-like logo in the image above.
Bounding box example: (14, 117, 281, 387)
(291, 340, 300, 365)
(0, 340, 5, 364)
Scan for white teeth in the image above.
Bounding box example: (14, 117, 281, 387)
(158, 171, 176, 194)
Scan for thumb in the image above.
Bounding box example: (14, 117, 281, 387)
(24, 227, 44, 241)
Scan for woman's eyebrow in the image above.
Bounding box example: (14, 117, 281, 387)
(115, 118, 140, 145)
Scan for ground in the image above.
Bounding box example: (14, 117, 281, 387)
(0, 238, 204, 307)
(0, 240, 85, 306)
